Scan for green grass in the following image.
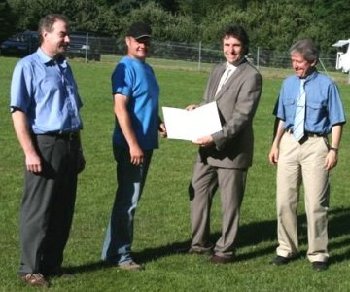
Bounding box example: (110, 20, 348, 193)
(1, 56, 350, 291)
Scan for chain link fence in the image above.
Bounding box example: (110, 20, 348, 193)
(83, 35, 337, 72)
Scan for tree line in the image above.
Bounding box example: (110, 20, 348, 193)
(1, 0, 349, 54)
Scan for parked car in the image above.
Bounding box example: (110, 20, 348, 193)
(0, 30, 39, 57)
(1, 30, 102, 61)
(66, 32, 101, 61)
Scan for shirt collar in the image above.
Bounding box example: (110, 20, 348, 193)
(226, 62, 237, 71)
(301, 68, 318, 82)
(36, 48, 67, 68)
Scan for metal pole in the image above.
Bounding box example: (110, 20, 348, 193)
(318, 58, 330, 76)
(85, 32, 89, 63)
(257, 47, 260, 69)
(198, 41, 201, 71)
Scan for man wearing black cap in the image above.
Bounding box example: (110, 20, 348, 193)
(101, 21, 166, 271)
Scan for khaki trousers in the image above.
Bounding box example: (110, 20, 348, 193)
(276, 132, 330, 262)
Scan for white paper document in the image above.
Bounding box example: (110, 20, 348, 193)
(162, 101, 222, 141)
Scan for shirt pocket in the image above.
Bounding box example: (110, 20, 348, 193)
(282, 98, 295, 121)
(306, 101, 327, 124)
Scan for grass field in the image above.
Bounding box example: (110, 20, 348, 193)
(1, 56, 350, 291)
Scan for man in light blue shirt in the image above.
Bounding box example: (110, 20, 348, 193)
(274, 72, 345, 135)
(269, 39, 345, 271)
(10, 14, 85, 287)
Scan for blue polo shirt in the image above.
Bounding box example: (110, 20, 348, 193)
(274, 70, 346, 134)
(10, 48, 83, 134)
(112, 56, 159, 150)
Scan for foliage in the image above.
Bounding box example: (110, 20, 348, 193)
(0, 0, 16, 42)
(2, 0, 350, 54)
(115, 1, 198, 43)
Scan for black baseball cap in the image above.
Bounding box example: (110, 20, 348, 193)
(126, 22, 152, 39)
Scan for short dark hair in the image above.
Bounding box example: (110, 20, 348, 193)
(221, 24, 249, 55)
(289, 39, 319, 64)
(38, 14, 69, 44)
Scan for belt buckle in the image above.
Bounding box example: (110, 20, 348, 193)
(68, 132, 78, 140)
(58, 131, 77, 140)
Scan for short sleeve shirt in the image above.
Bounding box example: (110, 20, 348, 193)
(10, 48, 83, 133)
(274, 70, 346, 134)
(112, 56, 159, 150)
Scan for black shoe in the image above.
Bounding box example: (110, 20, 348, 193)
(188, 247, 214, 256)
(43, 268, 73, 278)
(312, 261, 328, 272)
(270, 255, 293, 266)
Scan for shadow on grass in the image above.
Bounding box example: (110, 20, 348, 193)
(328, 207, 350, 263)
(65, 206, 350, 274)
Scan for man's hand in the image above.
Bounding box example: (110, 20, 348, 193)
(192, 135, 214, 147)
(159, 122, 167, 138)
(129, 144, 144, 165)
(186, 104, 198, 111)
(268, 145, 279, 165)
(325, 149, 338, 170)
(25, 152, 42, 173)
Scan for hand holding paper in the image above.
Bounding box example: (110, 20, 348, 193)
(162, 101, 222, 141)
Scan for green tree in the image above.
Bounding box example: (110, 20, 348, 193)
(4, 0, 350, 54)
(8, 0, 75, 30)
(117, 1, 198, 42)
(0, 0, 17, 42)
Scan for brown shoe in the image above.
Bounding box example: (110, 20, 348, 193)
(118, 260, 143, 271)
(20, 273, 49, 287)
(210, 254, 234, 264)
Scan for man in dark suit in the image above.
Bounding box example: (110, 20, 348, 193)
(187, 24, 262, 263)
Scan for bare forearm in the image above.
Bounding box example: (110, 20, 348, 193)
(12, 110, 42, 172)
(272, 119, 286, 148)
(12, 111, 36, 156)
(330, 125, 342, 149)
(114, 93, 144, 165)
(114, 94, 139, 148)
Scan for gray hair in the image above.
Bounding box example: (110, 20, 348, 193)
(289, 39, 319, 63)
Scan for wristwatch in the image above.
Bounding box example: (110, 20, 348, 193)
(329, 147, 338, 153)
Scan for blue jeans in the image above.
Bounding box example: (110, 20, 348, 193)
(101, 147, 153, 264)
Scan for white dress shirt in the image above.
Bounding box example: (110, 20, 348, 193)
(215, 63, 237, 96)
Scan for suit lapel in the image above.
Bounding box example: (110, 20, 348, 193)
(212, 64, 226, 100)
(215, 62, 246, 101)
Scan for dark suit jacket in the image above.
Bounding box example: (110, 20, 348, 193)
(197, 58, 262, 169)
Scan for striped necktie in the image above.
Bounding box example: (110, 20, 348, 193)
(215, 68, 232, 96)
(293, 79, 306, 142)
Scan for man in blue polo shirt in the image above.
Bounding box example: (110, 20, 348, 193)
(269, 39, 346, 271)
(101, 21, 166, 271)
(10, 14, 85, 287)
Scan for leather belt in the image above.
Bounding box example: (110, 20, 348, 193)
(286, 128, 326, 137)
(36, 131, 79, 140)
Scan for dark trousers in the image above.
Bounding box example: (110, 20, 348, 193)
(18, 134, 80, 275)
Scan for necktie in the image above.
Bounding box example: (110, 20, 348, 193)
(293, 79, 306, 141)
(215, 68, 232, 96)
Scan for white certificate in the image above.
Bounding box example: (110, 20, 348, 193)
(162, 101, 222, 141)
